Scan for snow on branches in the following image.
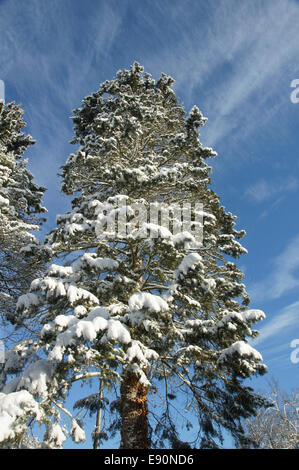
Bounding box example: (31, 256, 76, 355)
(0, 63, 268, 449)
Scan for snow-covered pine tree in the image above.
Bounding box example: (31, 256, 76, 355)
(0, 100, 48, 328)
(0, 63, 268, 449)
(0, 100, 50, 434)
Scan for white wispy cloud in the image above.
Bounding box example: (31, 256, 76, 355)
(253, 300, 299, 346)
(200, 1, 299, 148)
(142, 0, 299, 152)
(245, 176, 299, 203)
(0, 0, 124, 223)
(2, 0, 298, 175)
(249, 234, 299, 302)
(1, 0, 299, 229)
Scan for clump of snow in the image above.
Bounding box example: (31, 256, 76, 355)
(42, 278, 67, 297)
(75, 253, 119, 272)
(47, 423, 66, 448)
(144, 348, 159, 361)
(106, 319, 131, 344)
(71, 420, 86, 443)
(67, 284, 98, 305)
(126, 341, 146, 364)
(3, 347, 31, 375)
(201, 278, 216, 292)
(134, 223, 173, 240)
(0, 390, 42, 443)
(88, 306, 110, 320)
(75, 319, 99, 342)
(218, 341, 263, 364)
(54, 314, 77, 329)
(64, 221, 90, 237)
(30, 277, 68, 298)
(175, 252, 203, 278)
(2, 359, 54, 400)
(106, 303, 124, 316)
(21, 272, 100, 311)
(48, 264, 74, 277)
(216, 309, 266, 333)
(129, 292, 168, 313)
(0, 194, 9, 207)
(74, 305, 87, 317)
(107, 194, 130, 205)
(242, 309, 266, 323)
(128, 364, 151, 388)
(16, 292, 40, 310)
(13, 360, 54, 399)
(125, 340, 159, 369)
(125, 310, 145, 327)
(172, 231, 196, 247)
(47, 307, 130, 361)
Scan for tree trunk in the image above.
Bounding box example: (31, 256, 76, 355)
(93, 379, 103, 449)
(120, 370, 149, 449)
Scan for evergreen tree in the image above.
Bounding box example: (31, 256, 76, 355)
(0, 100, 48, 328)
(0, 100, 50, 431)
(0, 64, 268, 449)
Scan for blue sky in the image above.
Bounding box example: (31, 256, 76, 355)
(1, 0, 299, 447)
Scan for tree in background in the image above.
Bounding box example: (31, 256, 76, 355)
(0, 64, 268, 449)
(0, 100, 48, 329)
(242, 378, 299, 449)
(0, 100, 50, 444)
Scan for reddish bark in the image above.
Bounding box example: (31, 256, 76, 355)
(120, 370, 149, 449)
